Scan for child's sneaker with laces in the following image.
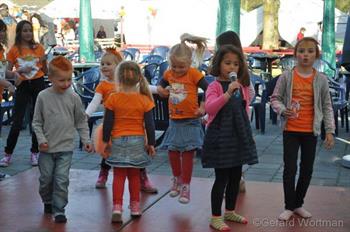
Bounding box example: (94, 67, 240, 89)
(0, 154, 12, 167)
(95, 168, 109, 189)
(140, 170, 158, 194)
(129, 201, 142, 217)
(178, 184, 190, 204)
(31, 152, 39, 166)
(111, 204, 123, 223)
(169, 176, 181, 197)
(54, 214, 67, 223)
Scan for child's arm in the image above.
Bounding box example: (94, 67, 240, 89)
(85, 93, 103, 117)
(205, 83, 230, 117)
(270, 73, 288, 115)
(32, 94, 48, 151)
(320, 75, 335, 149)
(157, 78, 170, 98)
(196, 78, 209, 117)
(144, 110, 156, 157)
(74, 95, 93, 152)
(102, 109, 114, 156)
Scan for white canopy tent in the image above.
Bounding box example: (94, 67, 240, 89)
(38, 0, 348, 48)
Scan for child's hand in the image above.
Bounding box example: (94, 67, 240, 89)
(39, 143, 49, 152)
(227, 81, 240, 95)
(324, 133, 334, 150)
(84, 143, 94, 153)
(7, 84, 16, 95)
(157, 86, 170, 98)
(195, 104, 205, 117)
(146, 145, 156, 157)
(282, 109, 295, 118)
(104, 144, 112, 156)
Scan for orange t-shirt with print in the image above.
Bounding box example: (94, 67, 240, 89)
(95, 80, 116, 103)
(0, 47, 5, 102)
(6, 44, 45, 80)
(104, 92, 155, 138)
(163, 67, 203, 119)
(285, 70, 315, 132)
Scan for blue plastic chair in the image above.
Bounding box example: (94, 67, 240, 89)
(143, 63, 159, 85)
(124, 48, 141, 61)
(158, 61, 169, 81)
(150, 46, 170, 60)
(121, 50, 134, 61)
(139, 54, 164, 65)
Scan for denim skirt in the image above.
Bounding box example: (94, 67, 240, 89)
(106, 136, 151, 168)
(159, 118, 204, 152)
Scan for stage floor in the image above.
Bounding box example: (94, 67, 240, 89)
(0, 169, 349, 232)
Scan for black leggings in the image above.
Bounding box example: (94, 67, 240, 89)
(211, 166, 242, 216)
(5, 78, 46, 154)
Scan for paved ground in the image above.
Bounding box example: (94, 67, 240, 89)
(1, 115, 350, 187)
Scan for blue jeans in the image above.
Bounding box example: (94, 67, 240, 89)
(38, 151, 73, 216)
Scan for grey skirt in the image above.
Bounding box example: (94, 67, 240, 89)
(159, 118, 204, 152)
(106, 136, 151, 168)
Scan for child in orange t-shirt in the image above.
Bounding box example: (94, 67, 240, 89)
(157, 33, 208, 204)
(271, 37, 335, 221)
(100, 61, 156, 222)
(0, 20, 47, 167)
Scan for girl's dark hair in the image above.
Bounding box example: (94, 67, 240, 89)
(0, 19, 7, 47)
(294, 37, 320, 58)
(15, 20, 36, 51)
(210, 44, 250, 86)
(216, 30, 244, 54)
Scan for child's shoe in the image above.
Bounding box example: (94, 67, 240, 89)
(294, 207, 312, 218)
(31, 152, 39, 166)
(44, 203, 52, 214)
(0, 153, 12, 167)
(111, 204, 123, 223)
(130, 201, 142, 217)
(224, 211, 248, 224)
(278, 210, 293, 221)
(54, 214, 67, 223)
(140, 169, 158, 194)
(95, 168, 109, 189)
(178, 184, 190, 204)
(169, 176, 181, 197)
(210, 216, 230, 231)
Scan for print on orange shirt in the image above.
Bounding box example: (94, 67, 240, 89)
(285, 70, 315, 132)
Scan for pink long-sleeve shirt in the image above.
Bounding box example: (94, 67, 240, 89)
(205, 81, 255, 126)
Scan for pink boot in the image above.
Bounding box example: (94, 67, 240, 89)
(140, 169, 158, 194)
(95, 168, 109, 189)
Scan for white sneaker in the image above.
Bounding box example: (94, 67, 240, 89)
(169, 177, 181, 197)
(278, 210, 293, 221)
(0, 154, 12, 167)
(294, 207, 312, 218)
(31, 153, 39, 166)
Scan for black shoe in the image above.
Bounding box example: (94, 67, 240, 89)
(0, 172, 6, 180)
(44, 204, 52, 214)
(55, 215, 67, 223)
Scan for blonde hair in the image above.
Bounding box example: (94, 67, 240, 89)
(103, 47, 123, 64)
(115, 61, 153, 100)
(168, 33, 208, 68)
(48, 55, 73, 76)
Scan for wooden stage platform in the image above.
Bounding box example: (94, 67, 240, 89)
(0, 169, 349, 232)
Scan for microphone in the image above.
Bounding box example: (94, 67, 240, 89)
(228, 72, 240, 97)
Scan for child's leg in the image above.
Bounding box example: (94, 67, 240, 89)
(168, 150, 181, 177)
(282, 132, 300, 211)
(210, 168, 230, 231)
(224, 166, 242, 211)
(278, 132, 300, 221)
(294, 134, 317, 218)
(95, 158, 111, 189)
(181, 150, 195, 184)
(113, 168, 127, 206)
(211, 168, 230, 216)
(224, 166, 247, 224)
(38, 152, 55, 209)
(127, 168, 141, 216)
(52, 151, 73, 217)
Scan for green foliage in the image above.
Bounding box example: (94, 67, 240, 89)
(336, 0, 350, 12)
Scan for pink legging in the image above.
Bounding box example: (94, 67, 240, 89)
(168, 150, 195, 184)
(113, 167, 140, 205)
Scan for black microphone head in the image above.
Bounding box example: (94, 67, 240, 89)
(229, 72, 237, 81)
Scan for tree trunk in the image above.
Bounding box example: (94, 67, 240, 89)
(216, 0, 241, 36)
(262, 0, 280, 50)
